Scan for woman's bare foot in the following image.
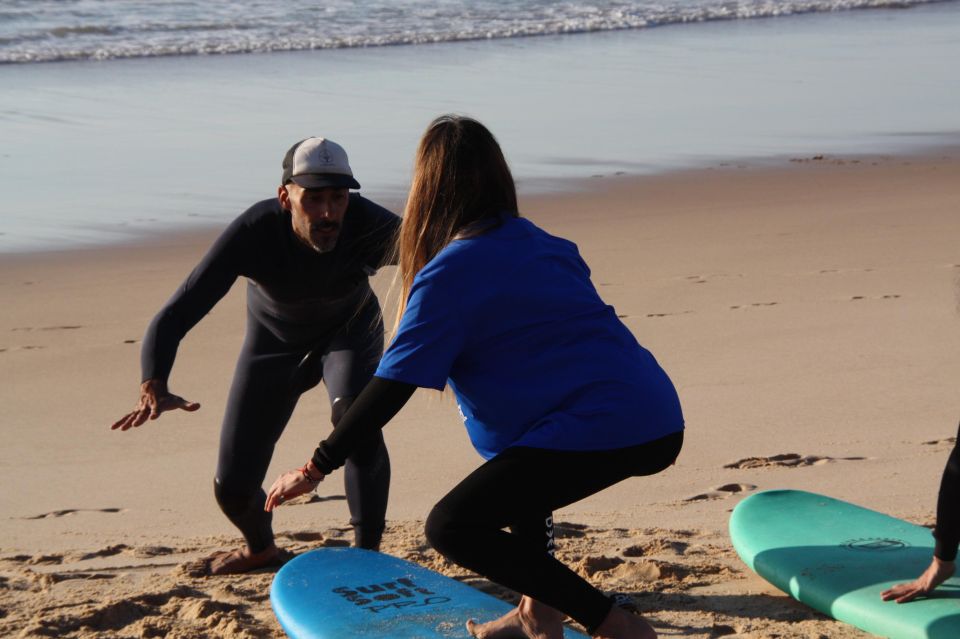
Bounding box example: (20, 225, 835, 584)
(467, 595, 566, 639)
(467, 607, 527, 639)
(592, 605, 657, 639)
(204, 545, 283, 575)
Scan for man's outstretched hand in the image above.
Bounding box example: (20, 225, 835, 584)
(881, 557, 956, 603)
(111, 379, 200, 431)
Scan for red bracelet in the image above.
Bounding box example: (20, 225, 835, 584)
(299, 463, 323, 482)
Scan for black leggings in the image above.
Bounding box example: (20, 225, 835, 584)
(425, 430, 683, 633)
(214, 301, 390, 552)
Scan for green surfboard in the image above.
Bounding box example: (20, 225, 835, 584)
(729, 490, 960, 639)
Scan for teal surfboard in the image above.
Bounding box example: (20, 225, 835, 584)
(270, 547, 590, 638)
(730, 489, 960, 639)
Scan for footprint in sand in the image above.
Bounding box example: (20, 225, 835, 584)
(23, 507, 126, 520)
(554, 521, 588, 539)
(72, 545, 130, 561)
(575, 554, 626, 577)
(684, 483, 756, 502)
(26, 553, 65, 566)
(2, 554, 33, 565)
(23, 585, 246, 636)
(850, 294, 900, 301)
(729, 302, 778, 310)
(282, 531, 325, 542)
(578, 554, 734, 588)
(922, 437, 956, 451)
(681, 273, 744, 285)
(817, 267, 875, 275)
(20, 545, 133, 567)
(132, 545, 176, 558)
(723, 453, 866, 469)
(645, 310, 694, 318)
(45, 571, 118, 585)
(658, 560, 733, 582)
(622, 539, 689, 557)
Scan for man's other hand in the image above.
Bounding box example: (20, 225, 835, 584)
(110, 379, 200, 431)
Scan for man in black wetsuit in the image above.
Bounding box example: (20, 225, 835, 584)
(111, 137, 399, 574)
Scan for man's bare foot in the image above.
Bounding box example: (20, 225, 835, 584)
(202, 545, 285, 576)
(592, 605, 657, 639)
(467, 596, 565, 639)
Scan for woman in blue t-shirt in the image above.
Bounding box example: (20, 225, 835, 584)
(265, 115, 685, 639)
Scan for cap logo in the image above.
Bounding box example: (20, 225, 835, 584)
(293, 137, 352, 176)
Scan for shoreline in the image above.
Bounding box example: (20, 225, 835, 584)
(2, 148, 959, 638)
(4, 141, 960, 260)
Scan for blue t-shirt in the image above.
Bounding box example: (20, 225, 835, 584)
(376, 216, 684, 459)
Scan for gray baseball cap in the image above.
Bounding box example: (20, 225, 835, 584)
(281, 137, 361, 189)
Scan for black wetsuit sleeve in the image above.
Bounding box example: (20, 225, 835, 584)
(933, 421, 960, 561)
(312, 376, 416, 474)
(140, 221, 247, 382)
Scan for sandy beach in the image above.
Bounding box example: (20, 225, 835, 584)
(1, 148, 958, 637)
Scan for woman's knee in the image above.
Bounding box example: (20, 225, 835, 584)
(425, 501, 470, 556)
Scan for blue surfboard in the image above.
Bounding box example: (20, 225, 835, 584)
(271, 547, 591, 638)
(730, 489, 960, 639)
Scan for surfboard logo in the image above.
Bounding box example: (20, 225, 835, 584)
(841, 538, 909, 551)
(332, 576, 452, 614)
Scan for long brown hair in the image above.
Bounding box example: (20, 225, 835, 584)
(395, 115, 518, 326)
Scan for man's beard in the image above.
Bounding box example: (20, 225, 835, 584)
(308, 234, 338, 253)
(304, 221, 340, 253)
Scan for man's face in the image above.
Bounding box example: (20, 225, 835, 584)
(279, 183, 349, 253)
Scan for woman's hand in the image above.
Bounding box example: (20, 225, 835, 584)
(265, 464, 324, 512)
(881, 557, 956, 603)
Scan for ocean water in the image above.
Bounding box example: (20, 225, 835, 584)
(0, 0, 958, 252)
(1, 0, 947, 64)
